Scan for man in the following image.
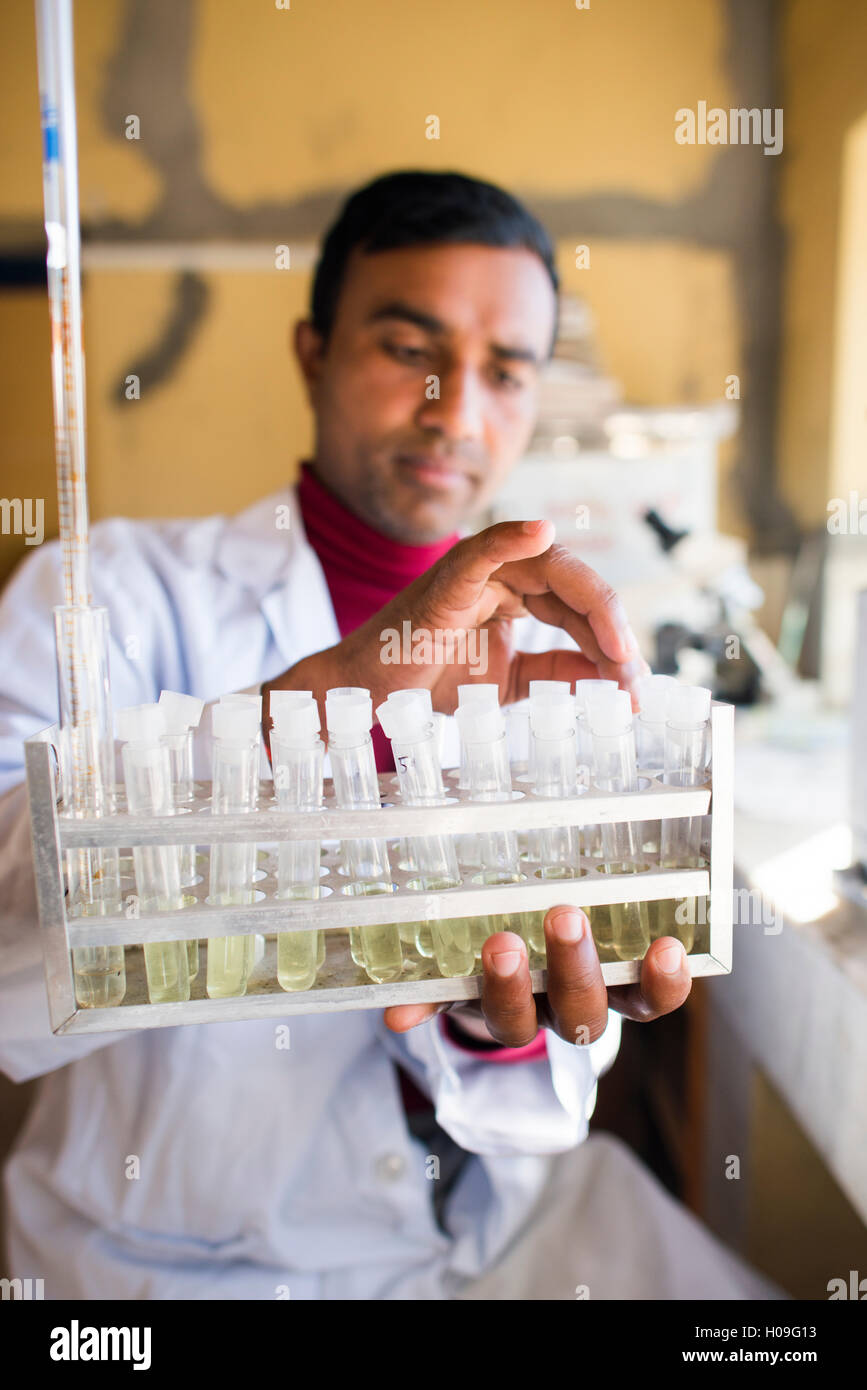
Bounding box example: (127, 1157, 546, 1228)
(0, 171, 776, 1299)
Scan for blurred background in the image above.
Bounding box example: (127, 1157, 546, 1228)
(1, 0, 866, 1298)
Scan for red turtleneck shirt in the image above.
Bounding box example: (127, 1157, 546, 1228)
(297, 463, 458, 772)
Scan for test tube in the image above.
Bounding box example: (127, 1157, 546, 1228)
(55, 606, 126, 1007)
(377, 693, 471, 977)
(323, 689, 372, 967)
(158, 689, 204, 979)
(326, 689, 402, 984)
(574, 680, 618, 785)
(378, 689, 432, 954)
(588, 689, 651, 961)
(529, 689, 584, 954)
(524, 681, 571, 864)
(635, 673, 677, 859)
(656, 685, 712, 949)
(574, 679, 617, 857)
(206, 703, 261, 998)
(455, 684, 499, 871)
(455, 701, 528, 956)
(116, 704, 190, 1004)
(220, 693, 263, 808)
(387, 687, 433, 879)
(455, 684, 499, 788)
(526, 681, 571, 779)
(635, 674, 677, 771)
(271, 693, 325, 992)
(270, 689, 325, 966)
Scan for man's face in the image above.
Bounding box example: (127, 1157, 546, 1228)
(294, 242, 557, 542)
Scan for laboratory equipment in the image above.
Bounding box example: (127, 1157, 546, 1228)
(219, 692, 263, 808)
(55, 607, 125, 1007)
(158, 689, 204, 978)
(529, 687, 583, 954)
(635, 674, 677, 771)
(587, 689, 651, 961)
(455, 700, 530, 956)
(655, 686, 712, 948)
(574, 679, 618, 780)
(635, 672, 677, 859)
(455, 683, 500, 788)
(116, 704, 190, 1004)
(271, 693, 326, 992)
(454, 683, 499, 872)
(206, 703, 261, 998)
(574, 678, 617, 874)
(326, 689, 403, 984)
(26, 694, 732, 1027)
(380, 687, 434, 951)
(523, 680, 572, 865)
(377, 692, 471, 976)
(386, 685, 433, 880)
(36, 1, 124, 1005)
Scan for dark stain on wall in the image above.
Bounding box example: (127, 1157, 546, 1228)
(110, 271, 209, 403)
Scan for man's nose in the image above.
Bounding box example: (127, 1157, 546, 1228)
(415, 364, 486, 444)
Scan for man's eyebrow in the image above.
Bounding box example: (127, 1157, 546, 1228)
(490, 342, 540, 366)
(367, 300, 541, 365)
(367, 301, 445, 335)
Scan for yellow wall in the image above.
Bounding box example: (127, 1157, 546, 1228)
(778, 0, 867, 526)
(0, 0, 743, 585)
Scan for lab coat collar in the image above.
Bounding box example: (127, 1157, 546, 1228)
(214, 486, 297, 600)
(215, 482, 340, 669)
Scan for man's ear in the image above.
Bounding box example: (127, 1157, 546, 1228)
(293, 320, 326, 403)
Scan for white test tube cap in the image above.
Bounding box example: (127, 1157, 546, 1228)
(376, 694, 429, 743)
(325, 689, 372, 738)
(220, 692, 263, 718)
(530, 692, 575, 739)
(269, 689, 313, 709)
(457, 683, 499, 707)
(667, 684, 712, 729)
(529, 680, 571, 699)
(386, 687, 433, 715)
(116, 702, 165, 745)
(158, 689, 205, 733)
(574, 678, 617, 713)
(455, 700, 505, 745)
(212, 702, 261, 743)
(636, 673, 677, 722)
(270, 696, 320, 744)
(588, 688, 633, 737)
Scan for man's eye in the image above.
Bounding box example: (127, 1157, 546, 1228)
(492, 367, 524, 391)
(383, 341, 428, 364)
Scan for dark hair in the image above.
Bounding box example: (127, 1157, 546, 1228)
(311, 169, 560, 349)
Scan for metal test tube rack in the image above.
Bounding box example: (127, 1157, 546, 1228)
(24, 702, 733, 1034)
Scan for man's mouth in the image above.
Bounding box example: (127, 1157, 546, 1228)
(395, 453, 473, 492)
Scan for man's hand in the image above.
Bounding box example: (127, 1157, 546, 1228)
(262, 518, 649, 734)
(383, 907, 692, 1045)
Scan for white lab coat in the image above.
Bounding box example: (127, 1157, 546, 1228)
(0, 486, 779, 1300)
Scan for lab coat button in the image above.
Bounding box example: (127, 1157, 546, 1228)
(375, 1153, 406, 1182)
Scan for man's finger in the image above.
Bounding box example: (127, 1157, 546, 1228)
(426, 519, 556, 618)
(479, 931, 539, 1048)
(539, 906, 610, 1045)
(383, 1001, 450, 1032)
(521, 592, 651, 697)
(607, 936, 692, 1022)
(495, 545, 634, 666)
